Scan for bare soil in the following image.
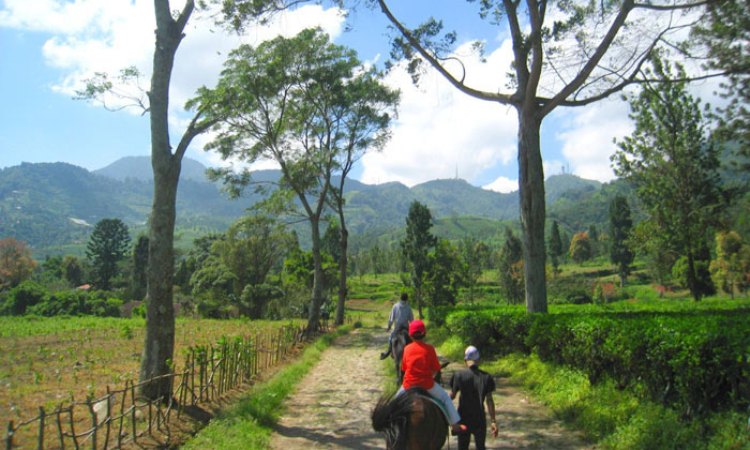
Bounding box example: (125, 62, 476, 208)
(269, 328, 595, 449)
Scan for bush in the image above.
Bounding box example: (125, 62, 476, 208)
(9, 284, 123, 317)
(446, 303, 750, 418)
(3, 281, 48, 315)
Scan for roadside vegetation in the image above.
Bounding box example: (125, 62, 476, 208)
(183, 326, 351, 450)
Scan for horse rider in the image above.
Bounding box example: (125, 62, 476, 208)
(398, 320, 467, 435)
(380, 292, 414, 360)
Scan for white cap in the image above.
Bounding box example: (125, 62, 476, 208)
(464, 345, 480, 361)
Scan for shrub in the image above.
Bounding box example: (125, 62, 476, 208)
(3, 281, 48, 315)
(446, 303, 750, 418)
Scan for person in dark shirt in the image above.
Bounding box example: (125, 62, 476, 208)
(450, 345, 498, 450)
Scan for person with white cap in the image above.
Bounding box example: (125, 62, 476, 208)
(449, 345, 498, 450)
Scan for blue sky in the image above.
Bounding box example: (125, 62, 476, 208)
(0, 0, 651, 192)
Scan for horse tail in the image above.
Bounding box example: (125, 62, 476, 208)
(372, 391, 412, 450)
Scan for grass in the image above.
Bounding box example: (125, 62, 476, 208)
(182, 326, 352, 450)
(486, 353, 750, 449)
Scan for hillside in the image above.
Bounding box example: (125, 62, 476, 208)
(0, 157, 612, 254)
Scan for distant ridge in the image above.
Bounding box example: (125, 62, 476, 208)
(1, 158, 611, 254)
(94, 156, 211, 182)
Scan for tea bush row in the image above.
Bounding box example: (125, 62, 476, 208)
(445, 305, 750, 417)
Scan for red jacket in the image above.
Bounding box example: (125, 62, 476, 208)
(401, 340, 441, 390)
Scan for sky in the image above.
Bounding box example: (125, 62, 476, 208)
(0, 0, 719, 193)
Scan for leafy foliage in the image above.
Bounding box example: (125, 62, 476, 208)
(446, 302, 750, 418)
(609, 195, 634, 285)
(0, 238, 36, 290)
(569, 231, 592, 264)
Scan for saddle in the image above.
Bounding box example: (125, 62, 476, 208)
(404, 387, 450, 425)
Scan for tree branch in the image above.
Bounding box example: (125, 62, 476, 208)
(541, 0, 635, 116)
(376, 0, 512, 104)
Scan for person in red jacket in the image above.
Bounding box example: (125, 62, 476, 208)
(397, 319, 466, 435)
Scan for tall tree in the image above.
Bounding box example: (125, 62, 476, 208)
(401, 201, 437, 318)
(131, 235, 149, 301)
(191, 28, 382, 333)
(612, 59, 727, 301)
(588, 225, 600, 257)
(498, 228, 524, 304)
(609, 195, 635, 286)
(548, 220, 563, 278)
(86, 218, 131, 290)
(692, 0, 750, 167)
(327, 72, 399, 325)
(0, 238, 36, 290)
(458, 236, 484, 301)
(360, 0, 715, 313)
(425, 239, 464, 324)
(77, 0, 301, 400)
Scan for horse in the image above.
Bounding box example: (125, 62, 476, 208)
(391, 327, 411, 384)
(371, 387, 448, 450)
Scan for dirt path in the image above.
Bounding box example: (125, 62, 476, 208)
(270, 328, 594, 449)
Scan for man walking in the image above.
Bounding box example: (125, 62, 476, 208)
(450, 345, 498, 450)
(380, 292, 414, 360)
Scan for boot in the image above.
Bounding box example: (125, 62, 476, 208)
(380, 348, 391, 360)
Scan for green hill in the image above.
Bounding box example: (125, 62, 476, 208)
(0, 157, 630, 255)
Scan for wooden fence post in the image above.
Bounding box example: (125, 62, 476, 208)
(117, 382, 127, 449)
(130, 382, 137, 445)
(37, 406, 45, 450)
(55, 406, 64, 449)
(86, 397, 97, 450)
(6, 420, 13, 450)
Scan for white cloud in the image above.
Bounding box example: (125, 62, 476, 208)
(483, 176, 518, 193)
(554, 97, 633, 183)
(360, 39, 518, 187)
(3, 0, 345, 145)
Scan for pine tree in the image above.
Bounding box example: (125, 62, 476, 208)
(548, 221, 563, 278)
(86, 218, 130, 291)
(401, 201, 437, 318)
(613, 58, 726, 300)
(609, 195, 635, 286)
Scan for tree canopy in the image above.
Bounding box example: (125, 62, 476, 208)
(191, 27, 397, 332)
(356, 0, 720, 313)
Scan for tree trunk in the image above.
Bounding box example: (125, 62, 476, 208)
(335, 221, 348, 326)
(138, 1, 186, 400)
(517, 108, 548, 313)
(306, 216, 325, 334)
(686, 250, 701, 301)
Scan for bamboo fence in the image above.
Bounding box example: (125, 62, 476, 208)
(3, 321, 326, 449)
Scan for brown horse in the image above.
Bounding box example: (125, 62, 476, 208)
(371, 388, 448, 450)
(391, 328, 411, 384)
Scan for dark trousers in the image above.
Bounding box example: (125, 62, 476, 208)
(457, 423, 487, 450)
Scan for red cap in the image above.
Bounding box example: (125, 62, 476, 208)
(408, 320, 426, 337)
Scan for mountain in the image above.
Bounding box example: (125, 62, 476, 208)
(0, 157, 611, 255)
(94, 156, 211, 182)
